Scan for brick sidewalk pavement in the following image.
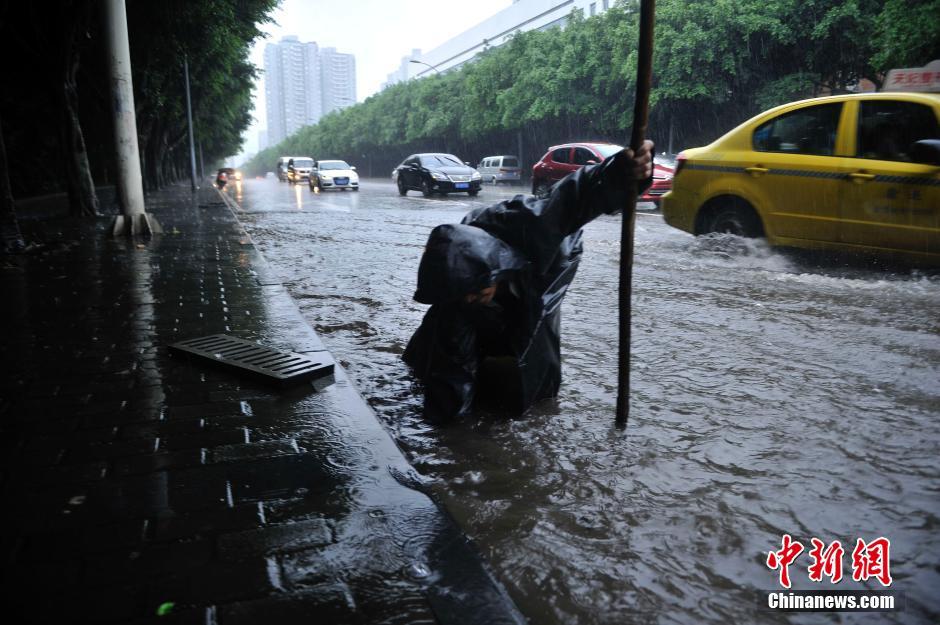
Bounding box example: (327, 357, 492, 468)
(0, 184, 524, 624)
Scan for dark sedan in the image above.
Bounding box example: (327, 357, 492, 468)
(393, 153, 483, 197)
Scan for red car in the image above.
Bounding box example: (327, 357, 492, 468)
(642, 155, 675, 206)
(531, 141, 674, 206)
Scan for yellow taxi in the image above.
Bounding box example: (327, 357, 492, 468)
(661, 92, 940, 265)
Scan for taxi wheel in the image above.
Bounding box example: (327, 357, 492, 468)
(421, 180, 433, 198)
(703, 200, 763, 238)
(534, 181, 551, 199)
(397, 178, 407, 196)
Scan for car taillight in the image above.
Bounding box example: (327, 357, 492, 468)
(673, 152, 687, 178)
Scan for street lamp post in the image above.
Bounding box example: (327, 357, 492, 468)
(409, 59, 441, 77)
(183, 55, 198, 192)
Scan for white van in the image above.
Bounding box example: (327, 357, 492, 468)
(476, 155, 522, 184)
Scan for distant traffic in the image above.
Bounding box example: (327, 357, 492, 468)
(261, 88, 940, 269)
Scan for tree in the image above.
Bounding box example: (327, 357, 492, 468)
(127, 0, 277, 188)
(57, 0, 101, 217)
(0, 115, 25, 253)
(870, 0, 940, 74)
(0, 0, 278, 214)
(0, 1, 101, 217)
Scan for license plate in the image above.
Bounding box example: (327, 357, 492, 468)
(455, 182, 469, 189)
(335, 178, 349, 185)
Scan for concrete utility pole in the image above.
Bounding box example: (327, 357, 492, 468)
(105, 0, 161, 236)
(184, 56, 198, 192)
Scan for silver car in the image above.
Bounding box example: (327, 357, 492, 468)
(287, 157, 315, 184)
(476, 155, 521, 184)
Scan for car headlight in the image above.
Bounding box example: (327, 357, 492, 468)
(320, 174, 332, 180)
(471, 172, 482, 180)
(431, 172, 448, 181)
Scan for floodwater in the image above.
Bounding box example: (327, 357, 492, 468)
(233, 177, 939, 624)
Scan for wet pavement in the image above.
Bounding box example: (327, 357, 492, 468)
(0, 183, 525, 624)
(236, 176, 940, 625)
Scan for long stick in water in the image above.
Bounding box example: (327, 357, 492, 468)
(616, 0, 656, 428)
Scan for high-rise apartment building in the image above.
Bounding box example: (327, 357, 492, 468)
(382, 49, 422, 91)
(320, 47, 357, 115)
(263, 37, 356, 145)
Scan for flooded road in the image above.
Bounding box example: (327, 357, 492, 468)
(233, 177, 939, 624)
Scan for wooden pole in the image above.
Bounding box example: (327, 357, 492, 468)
(616, 0, 655, 428)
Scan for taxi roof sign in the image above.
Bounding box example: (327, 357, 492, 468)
(883, 59, 940, 93)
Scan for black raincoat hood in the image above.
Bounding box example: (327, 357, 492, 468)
(414, 224, 527, 305)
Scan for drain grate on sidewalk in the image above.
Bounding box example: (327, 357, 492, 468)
(169, 334, 334, 387)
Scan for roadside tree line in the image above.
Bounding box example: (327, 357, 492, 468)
(0, 0, 277, 250)
(243, 0, 939, 179)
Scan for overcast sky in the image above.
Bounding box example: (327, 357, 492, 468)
(241, 0, 511, 157)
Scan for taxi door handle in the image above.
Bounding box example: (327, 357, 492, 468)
(849, 172, 876, 183)
(745, 167, 769, 176)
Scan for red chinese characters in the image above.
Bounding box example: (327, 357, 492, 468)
(887, 69, 940, 89)
(766, 534, 804, 589)
(767, 535, 893, 588)
(851, 537, 893, 587)
(808, 538, 844, 583)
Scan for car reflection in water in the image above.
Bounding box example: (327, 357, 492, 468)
(294, 182, 304, 209)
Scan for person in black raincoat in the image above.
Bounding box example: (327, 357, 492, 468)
(403, 141, 654, 421)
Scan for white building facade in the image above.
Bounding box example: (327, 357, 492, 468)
(384, 0, 615, 86)
(382, 48, 423, 90)
(263, 37, 356, 145)
(320, 47, 357, 115)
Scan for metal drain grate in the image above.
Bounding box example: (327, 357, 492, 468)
(169, 334, 334, 387)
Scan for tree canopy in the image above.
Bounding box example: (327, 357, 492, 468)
(0, 0, 278, 205)
(127, 0, 278, 188)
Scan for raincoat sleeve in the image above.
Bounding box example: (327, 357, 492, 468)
(462, 150, 652, 273)
(403, 303, 479, 421)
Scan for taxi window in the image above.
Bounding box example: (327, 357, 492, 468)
(753, 103, 842, 156)
(857, 100, 940, 162)
(552, 148, 571, 163)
